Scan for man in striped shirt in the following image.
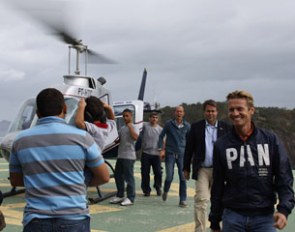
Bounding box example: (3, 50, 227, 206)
(9, 88, 109, 232)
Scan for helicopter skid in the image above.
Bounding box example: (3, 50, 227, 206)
(2, 187, 25, 198)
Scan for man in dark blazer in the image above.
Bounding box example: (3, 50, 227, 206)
(183, 99, 231, 232)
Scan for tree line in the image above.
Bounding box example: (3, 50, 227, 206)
(153, 102, 295, 168)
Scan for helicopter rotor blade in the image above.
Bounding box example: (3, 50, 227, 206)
(49, 25, 117, 64)
(5, 0, 116, 64)
(46, 23, 81, 46)
(87, 50, 117, 64)
(4, 0, 79, 45)
(55, 31, 80, 46)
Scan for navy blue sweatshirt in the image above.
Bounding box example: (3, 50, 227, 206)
(209, 124, 295, 230)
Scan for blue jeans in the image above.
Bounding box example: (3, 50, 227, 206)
(163, 152, 187, 202)
(222, 209, 276, 232)
(23, 217, 90, 232)
(141, 153, 162, 194)
(114, 158, 136, 202)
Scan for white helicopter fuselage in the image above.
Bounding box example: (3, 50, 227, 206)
(0, 74, 145, 162)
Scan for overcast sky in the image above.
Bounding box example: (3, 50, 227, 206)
(0, 0, 295, 121)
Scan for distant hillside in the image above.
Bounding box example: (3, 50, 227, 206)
(157, 103, 295, 168)
(0, 120, 10, 137)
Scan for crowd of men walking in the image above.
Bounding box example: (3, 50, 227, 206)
(4, 88, 295, 232)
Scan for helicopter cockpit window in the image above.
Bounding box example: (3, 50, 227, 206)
(88, 78, 96, 89)
(21, 105, 35, 129)
(7, 96, 103, 132)
(64, 98, 79, 125)
(113, 104, 136, 131)
(8, 98, 37, 132)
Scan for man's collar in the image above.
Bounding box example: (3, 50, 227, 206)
(174, 119, 183, 125)
(205, 120, 218, 128)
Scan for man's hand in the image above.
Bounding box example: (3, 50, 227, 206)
(78, 98, 86, 108)
(127, 123, 139, 140)
(159, 150, 165, 160)
(273, 212, 287, 230)
(183, 170, 190, 180)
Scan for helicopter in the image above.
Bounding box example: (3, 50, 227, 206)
(0, 39, 153, 204)
(0, 34, 155, 202)
(0, 1, 157, 202)
(0, 12, 120, 157)
(0, 39, 151, 162)
(0, 0, 156, 162)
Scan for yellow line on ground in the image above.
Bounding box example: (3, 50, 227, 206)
(0, 183, 12, 187)
(156, 222, 212, 232)
(3, 203, 25, 209)
(134, 173, 195, 197)
(1, 205, 24, 226)
(1, 202, 122, 229)
(164, 183, 195, 198)
(89, 204, 122, 214)
(156, 222, 194, 232)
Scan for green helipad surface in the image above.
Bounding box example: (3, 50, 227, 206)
(0, 158, 294, 232)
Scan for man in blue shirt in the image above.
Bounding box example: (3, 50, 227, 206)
(158, 105, 190, 207)
(9, 88, 109, 232)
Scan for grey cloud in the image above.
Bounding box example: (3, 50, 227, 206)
(0, 0, 295, 121)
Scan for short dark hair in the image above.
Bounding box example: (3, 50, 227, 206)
(123, 108, 132, 114)
(36, 88, 64, 117)
(85, 96, 106, 123)
(149, 111, 158, 117)
(203, 99, 217, 111)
